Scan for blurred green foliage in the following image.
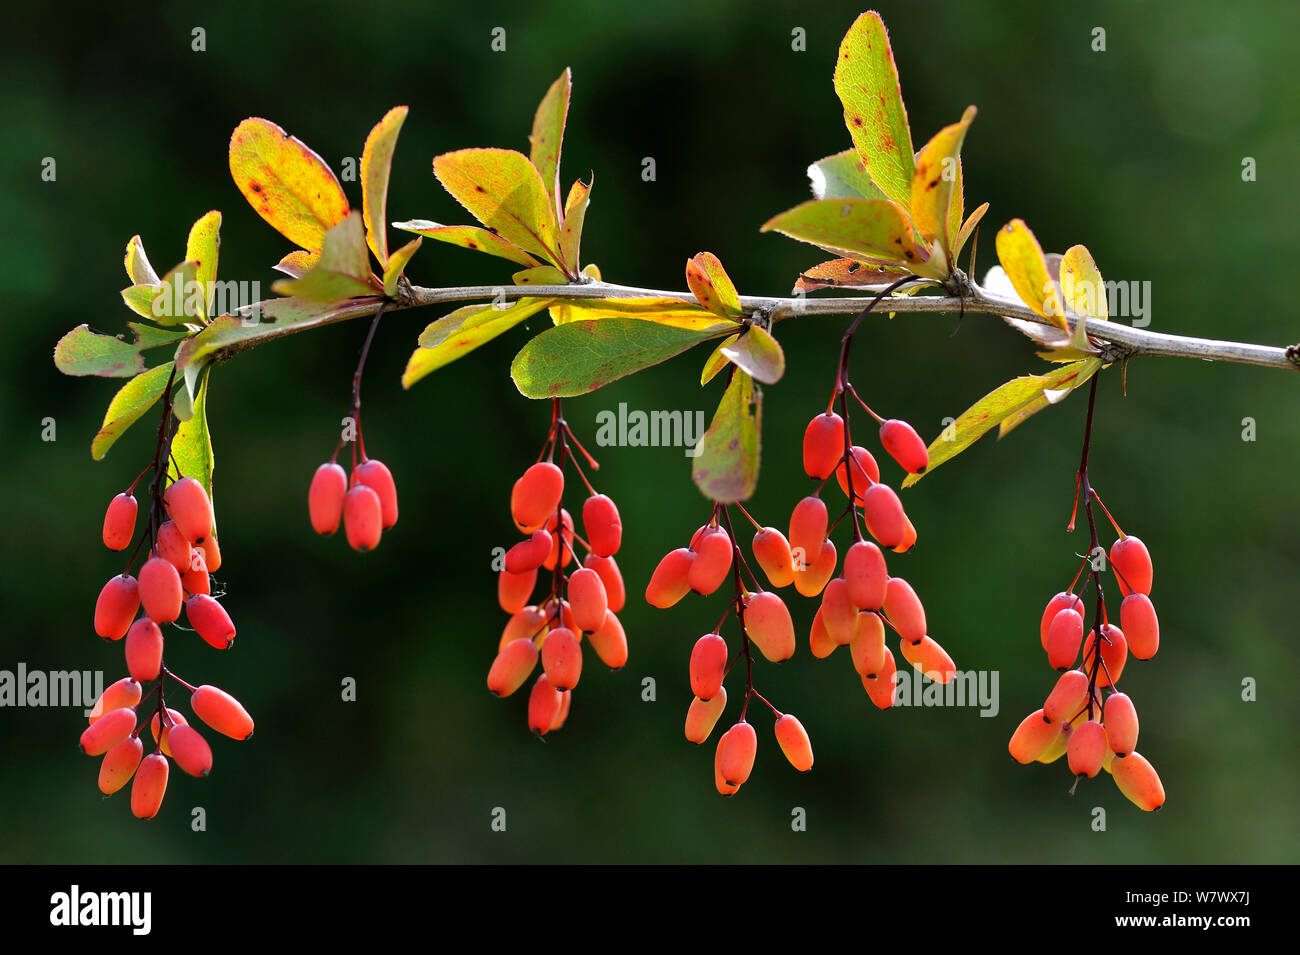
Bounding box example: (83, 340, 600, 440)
(2, 0, 1297, 863)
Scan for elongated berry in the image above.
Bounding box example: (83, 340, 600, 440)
(182, 563, 210, 597)
(774, 714, 814, 772)
(94, 574, 139, 641)
(879, 419, 928, 474)
(343, 485, 383, 552)
(150, 708, 188, 757)
(685, 687, 727, 744)
(488, 637, 540, 697)
(1110, 536, 1153, 597)
(139, 558, 182, 624)
(892, 515, 918, 554)
(645, 547, 694, 608)
(308, 462, 348, 535)
(794, 539, 837, 598)
(168, 724, 213, 777)
(541, 627, 582, 691)
(788, 496, 828, 568)
(802, 412, 845, 479)
(899, 635, 955, 683)
(187, 594, 235, 649)
(1120, 593, 1159, 660)
(191, 685, 255, 740)
(844, 540, 887, 610)
(743, 592, 795, 663)
(163, 476, 213, 542)
(353, 458, 398, 529)
(1111, 750, 1165, 811)
(809, 608, 836, 659)
(125, 618, 164, 682)
(1043, 669, 1090, 723)
(861, 648, 897, 709)
(820, 578, 857, 646)
(752, 528, 795, 588)
(1104, 692, 1139, 755)
(1008, 709, 1057, 764)
(688, 527, 733, 595)
(689, 633, 727, 700)
(882, 577, 926, 644)
(528, 673, 565, 735)
(543, 509, 575, 570)
(98, 736, 144, 795)
(1068, 720, 1108, 778)
(567, 568, 608, 632)
(198, 535, 222, 573)
(1083, 625, 1127, 687)
(835, 446, 881, 501)
(588, 610, 628, 669)
(715, 721, 758, 788)
(80, 706, 137, 755)
(498, 568, 537, 615)
(1040, 592, 1086, 649)
(862, 483, 905, 548)
(715, 762, 739, 796)
(500, 605, 548, 651)
(582, 494, 622, 557)
(1036, 723, 1070, 764)
(89, 678, 142, 724)
(155, 521, 192, 573)
(102, 493, 137, 551)
(512, 462, 564, 533)
(505, 529, 553, 574)
(550, 689, 572, 732)
(1045, 608, 1085, 670)
(850, 612, 887, 676)
(584, 554, 625, 613)
(131, 753, 169, 819)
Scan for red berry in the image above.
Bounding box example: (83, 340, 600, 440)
(794, 539, 837, 598)
(1120, 593, 1160, 660)
(773, 714, 814, 772)
(540, 626, 582, 691)
(1043, 669, 1090, 723)
(820, 578, 858, 646)
(582, 494, 622, 557)
(94, 574, 139, 640)
(88, 677, 142, 724)
(861, 483, 905, 548)
(743, 591, 795, 662)
(505, 529, 553, 574)
(79, 706, 137, 756)
(835, 446, 880, 501)
(861, 647, 898, 709)
(584, 554, 625, 613)
(308, 462, 348, 535)
(511, 462, 564, 533)
(500, 605, 548, 651)
(1067, 720, 1108, 778)
(139, 557, 182, 624)
(878, 419, 929, 474)
(802, 412, 846, 479)
(850, 611, 887, 676)
(163, 476, 213, 542)
(549, 688, 573, 733)
(182, 563, 210, 597)
(542, 508, 575, 570)
(191, 685, 254, 740)
(843, 540, 888, 610)
(98, 736, 144, 795)
(892, 515, 918, 554)
(1083, 624, 1127, 687)
(125, 618, 164, 682)
(567, 567, 608, 632)
(1040, 592, 1085, 649)
(150, 708, 188, 757)
(788, 496, 828, 569)
(689, 634, 727, 701)
(131, 753, 169, 819)
(1103, 692, 1139, 756)
(685, 687, 727, 744)
(1110, 536, 1153, 597)
(498, 568, 537, 615)
(645, 547, 694, 608)
(1045, 608, 1085, 670)
(528, 673, 565, 734)
(488, 637, 539, 697)
(715, 721, 758, 790)
(588, 610, 629, 669)
(197, 535, 222, 573)
(1112, 751, 1165, 811)
(899, 634, 955, 683)
(102, 493, 137, 551)
(187, 594, 235, 649)
(688, 527, 733, 595)
(155, 520, 192, 573)
(1008, 709, 1057, 764)
(882, 577, 927, 644)
(167, 724, 213, 777)
(752, 527, 795, 588)
(343, 485, 383, 552)
(353, 458, 398, 529)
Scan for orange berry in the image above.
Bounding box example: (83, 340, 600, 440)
(588, 610, 629, 669)
(167, 724, 213, 777)
(882, 577, 926, 644)
(352, 458, 398, 529)
(1067, 719, 1108, 778)
(528, 673, 565, 734)
(1043, 669, 1090, 724)
(645, 547, 694, 608)
(1008, 708, 1057, 764)
(542, 508, 575, 571)
(1045, 608, 1085, 670)
(1104, 692, 1139, 756)
(150, 708, 188, 757)
(1083, 625, 1127, 687)
(861, 648, 897, 709)
(794, 538, 837, 598)
(567, 567, 608, 632)
(878, 419, 928, 475)
(892, 515, 918, 554)
(500, 605, 548, 651)
(102, 492, 137, 551)
(497, 568, 537, 615)
(308, 462, 348, 535)
(715, 721, 758, 788)
(835, 446, 880, 501)
(125, 618, 164, 682)
(788, 496, 828, 568)
(820, 578, 857, 646)
(130, 753, 169, 819)
(689, 633, 727, 701)
(1120, 593, 1159, 660)
(582, 494, 622, 557)
(844, 540, 888, 610)
(802, 412, 845, 479)
(487, 637, 540, 697)
(862, 483, 905, 548)
(163, 476, 213, 542)
(98, 736, 144, 795)
(191, 685, 255, 741)
(850, 611, 887, 676)
(752, 527, 795, 588)
(550, 688, 573, 732)
(541, 626, 583, 691)
(688, 527, 734, 596)
(899, 634, 955, 683)
(182, 563, 210, 597)
(773, 714, 814, 772)
(714, 761, 739, 796)
(79, 706, 137, 756)
(88, 678, 142, 724)
(1111, 750, 1165, 810)
(343, 485, 383, 552)
(512, 462, 564, 533)
(809, 608, 836, 659)
(1036, 722, 1071, 764)
(197, 535, 222, 573)
(743, 591, 795, 663)
(685, 687, 727, 745)
(1040, 592, 1086, 649)
(187, 594, 235, 650)
(584, 554, 626, 613)
(1110, 536, 1153, 597)
(505, 529, 552, 574)
(94, 574, 140, 641)
(138, 558, 182, 624)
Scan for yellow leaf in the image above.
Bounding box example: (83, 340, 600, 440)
(185, 210, 221, 322)
(1059, 244, 1108, 322)
(383, 237, 422, 297)
(685, 252, 744, 319)
(558, 177, 590, 275)
(952, 202, 988, 264)
(701, 334, 740, 384)
(229, 117, 350, 254)
(433, 148, 562, 267)
(911, 106, 976, 258)
(392, 219, 541, 268)
(513, 265, 567, 285)
(361, 106, 409, 267)
(994, 219, 1066, 329)
(274, 250, 317, 279)
(546, 297, 739, 333)
(530, 70, 571, 217)
(124, 235, 159, 286)
(999, 358, 1103, 437)
(761, 197, 928, 271)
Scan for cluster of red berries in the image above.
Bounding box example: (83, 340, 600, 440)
(487, 403, 628, 734)
(1010, 523, 1165, 810)
(308, 455, 398, 550)
(88, 475, 253, 818)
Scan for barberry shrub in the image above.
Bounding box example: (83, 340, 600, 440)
(53, 9, 1292, 820)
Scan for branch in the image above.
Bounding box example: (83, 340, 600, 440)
(208, 279, 1300, 373)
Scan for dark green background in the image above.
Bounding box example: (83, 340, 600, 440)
(2, 0, 1296, 863)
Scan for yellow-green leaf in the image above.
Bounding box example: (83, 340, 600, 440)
(185, 210, 222, 322)
(513, 265, 567, 286)
(383, 237, 421, 297)
(692, 370, 761, 503)
(124, 235, 159, 286)
(433, 148, 562, 267)
(392, 220, 541, 267)
(272, 213, 375, 302)
(530, 69, 571, 216)
(701, 333, 740, 385)
(91, 362, 174, 459)
(720, 326, 784, 384)
(807, 149, 891, 201)
(229, 117, 350, 254)
(952, 201, 988, 264)
(361, 106, 409, 266)
(1059, 244, 1108, 323)
(151, 261, 201, 325)
(911, 106, 976, 257)
(274, 250, 317, 278)
(558, 177, 590, 275)
(995, 219, 1066, 328)
(178, 297, 382, 371)
(545, 297, 738, 332)
(833, 11, 914, 207)
(120, 283, 158, 319)
(404, 297, 555, 389)
(685, 252, 744, 319)
(762, 197, 925, 268)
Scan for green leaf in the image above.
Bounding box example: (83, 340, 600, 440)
(433, 148, 562, 267)
(530, 70, 571, 216)
(761, 197, 924, 268)
(392, 220, 542, 268)
(692, 370, 761, 503)
(271, 212, 375, 302)
(902, 359, 1103, 487)
(833, 11, 915, 207)
(383, 236, 422, 297)
(720, 326, 785, 384)
(511, 318, 727, 398)
(404, 297, 555, 389)
(55, 323, 187, 378)
(91, 362, 174, 460)
(151, 260, 202, 325)
(807, 149, 891, 201)
(168, 366, 215, 518)
(361, 106, 409, 266)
